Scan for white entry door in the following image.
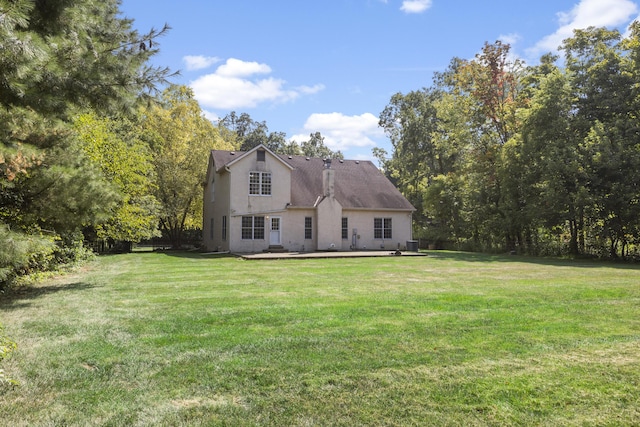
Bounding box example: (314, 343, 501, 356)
(270, 217, 281, 245)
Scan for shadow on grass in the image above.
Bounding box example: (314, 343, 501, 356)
(98, 248, 233, 260)
(423, 250, 640, 270)
(104, 247, 640, 270)
(137, 249, 640, 269)
(144, 250, 236, 260)
(0, 282, 98, 310)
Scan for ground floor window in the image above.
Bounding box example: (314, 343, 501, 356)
(342, 217, 348, 239)
(222, 215, 227, 241)
(305, 217, 313, 239)
(242, 216, 265, 240)
(374, 217, 392, 239)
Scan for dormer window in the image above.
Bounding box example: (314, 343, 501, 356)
(249, 171, 272, 195)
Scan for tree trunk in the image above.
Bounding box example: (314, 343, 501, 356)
(160, 217, 182, 249)
(568, 219, 579, 256)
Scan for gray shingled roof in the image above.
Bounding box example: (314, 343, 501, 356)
(211, 150, 415, 211)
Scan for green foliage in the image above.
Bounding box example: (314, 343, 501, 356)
(2, 142, 121, 234)
(0, 0, 173, 116)
(381, 30, 640, 258)
(1, 0, 172, 279)
(74, 113, 160, 243)
(379, 88, 450, 229)
(219, 111, 344, 158)
(0, 324, 18, 388)
(51, 231, 95, 267)
(298, 131, 344, 159)
(0, 225, 55, 289)
(219, 111, 289, 152)
(141, 85, 233, 248)
(0, 226, 95, 290)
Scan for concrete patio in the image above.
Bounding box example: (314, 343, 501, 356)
(237, 250, 427, 260)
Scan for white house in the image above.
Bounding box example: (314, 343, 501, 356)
(203, 144, 415, 253)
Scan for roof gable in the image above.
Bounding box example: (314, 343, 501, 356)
(212, 144, 293, 173)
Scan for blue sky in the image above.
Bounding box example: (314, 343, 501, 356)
(120, 0, 640, 161)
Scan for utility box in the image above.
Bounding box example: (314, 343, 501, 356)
(406, 240, 418, 252)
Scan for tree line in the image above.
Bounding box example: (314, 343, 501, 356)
(4, 0, 636, 294)
(0, 0, 342, 288)
(377, 26, 640, 259)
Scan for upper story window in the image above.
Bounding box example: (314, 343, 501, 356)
(257, 150, 266, 162)
(249, 171, 271, 195)
(210, 174, 215, 202)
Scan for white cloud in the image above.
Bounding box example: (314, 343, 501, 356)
(290, 112, 384, 152)
(295, 84, 326, 95)
(216, 58, 271, 77)
(183, 55, 220, 71)
(190, 58, 324, 110)
(201, 109, 219, 123)
(527, 0, 638, 57)
(498, 33, 521, 46)
(400, 0, 433, 14)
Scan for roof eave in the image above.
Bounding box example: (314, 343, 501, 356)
(341, 207, 416, 212)
(225, 144, 294, 170)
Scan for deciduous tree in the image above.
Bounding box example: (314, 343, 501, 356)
(141, 85, 233, 248)
(1, 0, 172, 240)
(74, 113, 160, 244)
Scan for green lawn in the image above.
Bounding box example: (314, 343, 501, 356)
(1, 251, 639, 426)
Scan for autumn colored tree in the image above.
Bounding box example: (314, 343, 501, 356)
(449, 41, 528, 251)
(379, 31, 640, 258)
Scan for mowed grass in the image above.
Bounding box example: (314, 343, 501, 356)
(1, 251, 639, 426)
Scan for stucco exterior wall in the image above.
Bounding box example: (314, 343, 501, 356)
(226, 150, 292, 253)
(281, 208, 315, 252)
(342, 210, 413, 251)
(203, 146, 414, 253)
(203, 159, 231, 252)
